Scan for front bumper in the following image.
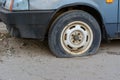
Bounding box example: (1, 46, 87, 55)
(0, 7, 55, 40)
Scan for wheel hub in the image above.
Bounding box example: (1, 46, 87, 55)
(70, 31, 83, 45)
(61, 21, 93, 55)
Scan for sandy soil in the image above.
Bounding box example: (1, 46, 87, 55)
(0, 23, 120, 80)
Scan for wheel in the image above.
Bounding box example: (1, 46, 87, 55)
(48, 10, 101, 58)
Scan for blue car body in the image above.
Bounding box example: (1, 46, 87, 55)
(0, 0, 119, 40)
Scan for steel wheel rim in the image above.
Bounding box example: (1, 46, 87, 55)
(60, 21, 93, 55)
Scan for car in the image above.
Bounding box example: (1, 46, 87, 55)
(0, 0, 118, 58)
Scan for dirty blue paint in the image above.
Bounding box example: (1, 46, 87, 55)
(29, 0, 118, 38)
(3, 0, 118, 23)
(29, 0, 117, 23)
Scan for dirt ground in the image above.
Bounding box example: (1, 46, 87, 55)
(0, 22, 120, 80)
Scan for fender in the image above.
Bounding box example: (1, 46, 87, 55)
(52, 2, 105, 23)
(48, 2, 107, 39)
(30, 0, 117, 24)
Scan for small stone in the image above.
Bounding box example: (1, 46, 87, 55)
(0, 59, 3, 63)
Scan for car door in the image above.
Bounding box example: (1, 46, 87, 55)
(118, 0, 120, 37)
(101, 0, 118, 39)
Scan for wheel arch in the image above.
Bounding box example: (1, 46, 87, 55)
(48, 3, 107, 40)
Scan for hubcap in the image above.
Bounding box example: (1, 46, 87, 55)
(60, 21, 93, 55)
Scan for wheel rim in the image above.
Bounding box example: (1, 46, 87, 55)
(60, 21, 93, 55)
